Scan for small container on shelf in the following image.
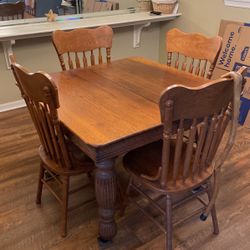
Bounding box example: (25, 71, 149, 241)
(137, 0, 153, 12)
(152, 0, 177, 14)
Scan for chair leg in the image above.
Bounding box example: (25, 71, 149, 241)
(36, 161, 45, 204)
(207, 181, 219, 235)
(165, 194, 173, 250)
(61, 176, 70, 237)
(119, 176, 132, 217)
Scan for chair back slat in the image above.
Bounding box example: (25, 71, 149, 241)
(189, 58, 194, 74)
(52, 26, 113, 70)
(167, 52, 172, 67)
(200, 60, 208, 78)
(75, 53, 80, 68)
(183, 118, 197, 181)
(98, 48, 103, 64)
(206, 112, 224, 166)
(206, 108, 231, 168)
(44, 104, 63, 164)
(106, 48, 111, 63)
(172, 119, 184, 185)
(159, 74, 241, 189)
(199, 114, 218, 173)
(58, 55, 66, 71)
(11, 63, 72, 170)
(166, 28, 222, 79)
(161, 100, 173, 187)
(195, 60, 201, 76)
(181, 56, 187, 71)
(82, 52, 88, 68)
(191, 117, 208, 179)
(67, 52, 74, 70)
(174, 53, 179, 69)
(90, 50, 95, 66)
(42, 104, 59, 160)
(28, 99, 50, 155)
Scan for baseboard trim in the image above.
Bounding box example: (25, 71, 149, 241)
(0, 100, 26, 113)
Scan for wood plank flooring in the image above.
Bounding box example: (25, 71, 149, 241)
(0, 108, 249, 250)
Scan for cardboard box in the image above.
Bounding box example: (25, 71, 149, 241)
(218, 19, 250, 37)
(213, 20, 250, 127)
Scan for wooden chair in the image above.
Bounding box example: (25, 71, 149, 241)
(52, 25, 113, 71)
(123, 69, 244, 249)
(0, 1, 25, 20)
(166, 28, 222, 79)
(10, 60, 95, 237)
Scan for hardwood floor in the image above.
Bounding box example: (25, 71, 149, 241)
(0, 108, 249, 250)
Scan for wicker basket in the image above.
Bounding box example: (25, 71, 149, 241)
(137, 0, 153, 12)
(152, 0, 177, 14)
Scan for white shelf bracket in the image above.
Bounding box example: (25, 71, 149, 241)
(2, 40, 15, 70)
(133, 22, 151, 48)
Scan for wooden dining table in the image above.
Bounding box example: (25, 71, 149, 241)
(50, 57, 208, 242)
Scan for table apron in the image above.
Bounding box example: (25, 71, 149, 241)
(69, 125, 163, 162)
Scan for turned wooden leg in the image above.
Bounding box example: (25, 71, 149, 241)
(61, 176, 70, 237)
(165, 194, 173, 250)
(95, 158, 117, 242)
(207, 180, 219, 235)
(36, 161, 45, 204)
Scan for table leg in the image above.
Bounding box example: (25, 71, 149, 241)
(95, 158, 117, 241)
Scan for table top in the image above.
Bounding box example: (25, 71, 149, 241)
(50, 57, 207, 159)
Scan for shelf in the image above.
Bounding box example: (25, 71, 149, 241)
(0, 11, 181, 68)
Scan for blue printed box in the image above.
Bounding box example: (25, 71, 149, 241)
(213, 20, 250, 126)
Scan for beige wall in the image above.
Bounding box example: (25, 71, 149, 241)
(118, 0, 138, 9)
(159, 0, 250, 63)
(0, 24, 160, 104)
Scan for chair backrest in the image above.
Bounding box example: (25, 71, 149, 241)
(52, 25, 113, 71)
(11, 62, 72, 170)
(159, 70, 243, 190)
(0, 1, 25, 20)
(166, 28, 222, 79)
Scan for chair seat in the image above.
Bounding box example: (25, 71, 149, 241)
(123, 140, 213, 194)
(39, 144, 94, 176)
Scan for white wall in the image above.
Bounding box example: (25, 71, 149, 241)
(118, 0, 138, 9)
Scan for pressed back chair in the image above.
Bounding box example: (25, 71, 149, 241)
(0, 1, 25, 20)
(166, 28, 222, 79)
(11, 61, 95, 237)
(123, 70, 243, 250)
(52, 25, 113, 71)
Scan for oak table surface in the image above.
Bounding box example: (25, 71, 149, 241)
(50, 57, 208, 241)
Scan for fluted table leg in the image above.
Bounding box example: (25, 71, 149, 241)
(95, 158, 117, 241)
